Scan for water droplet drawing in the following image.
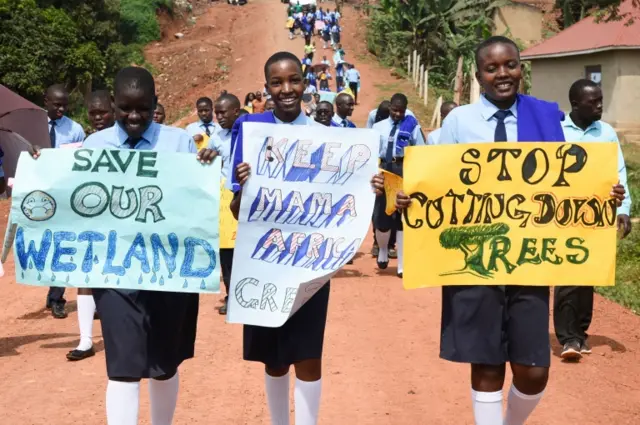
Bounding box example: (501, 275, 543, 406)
(159, 276, 165, 286)
(138, 274, 143, 284)
(151, 272, 157, 283)
(66, 275, 70, 283)
(116, 278, 120, 285)
(182, 279, 188, 289)
(200, 280, 206, 290)
(93, 254, 99, 264)
(168, 272, 173, 279)
(21, 271, 24, 279)
(104, 276, 109, 284)
(28, 259, 33, 270)
(37, 272, 41, 281)
(51, 274, 56, 282)
(85, 275, 90, 284)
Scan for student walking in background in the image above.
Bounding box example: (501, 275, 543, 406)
(554, 78, 632, 360)
(186, 97, 218, 150)
(426, 101, 458, 145)
(252, 91, 267, 114)
(44, 83, 86, 319)
(345, 64, 361, 105)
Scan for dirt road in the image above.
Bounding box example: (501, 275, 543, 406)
(0, 1, 639, 424)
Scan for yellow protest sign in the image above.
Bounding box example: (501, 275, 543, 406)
(381, 169, 403, 215)
(403, 142, 618, 288)
(220, 179, 238, 248)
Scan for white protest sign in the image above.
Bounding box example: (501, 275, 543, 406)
(227, 122, 378, 327)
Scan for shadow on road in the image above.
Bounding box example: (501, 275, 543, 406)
(17, 300, 77, 320)
(0, 333, 75, 357)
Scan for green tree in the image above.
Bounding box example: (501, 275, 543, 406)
(439, 223, 510, 278)
(555, 0, 639, 29)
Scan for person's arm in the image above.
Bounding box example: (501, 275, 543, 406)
(612, 133, 632, 237)
(230, 163, 251, 220)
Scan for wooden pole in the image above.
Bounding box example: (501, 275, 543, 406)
(407, 54, 412, 78)
(469, 62, 480, 104)
(453, 56, 464, 105)
(423, 68, 429, 106)
(415, 54, 421, 88)
(430, 96, 443, 128)
(418, 63, 424, 97)
(412, 50, 417, 83)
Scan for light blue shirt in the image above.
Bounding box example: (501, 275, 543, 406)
(48, 115, 85, 147)
(209, 126, 233, 179)
(439, 95, 518, 145)
(366, 108, 415, 129)
(562, 115, 631, 216)
(345, 68, 360, 83)
(331, 113, 355, 128)
(83, 121, 196, 153)
(427, 128, 442, 145)
(373, 116, 425, 158)
(185, 120, 218, 138)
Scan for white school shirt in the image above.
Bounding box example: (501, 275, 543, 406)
(48, 115, 85, 147)
(209, 126, 233, 179)
(185, 120, 219, 137)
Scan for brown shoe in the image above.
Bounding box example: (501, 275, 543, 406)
(51, 303, 68, 319)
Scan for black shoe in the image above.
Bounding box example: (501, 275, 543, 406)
(581, 340, 592, 354)
(347, 259, 354, 265)
(397, 272, 403, 278)
(66, 347, 95, 361)
(561, 341, 582, 360)
(219, 299, 228, 315)
(45, 300, 52, 309)
(377, 261, 388, 269)
(51, 303, 68, 319)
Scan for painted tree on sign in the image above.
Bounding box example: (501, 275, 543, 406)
(439, 223, 510, 278)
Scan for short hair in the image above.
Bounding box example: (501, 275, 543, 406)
(390, 93, 408, 109)
(217, 93, 241, 109)
(475, 36, 520, 68)
(374, 100, 391, 123)
(317, 100, 333, 110)
(45, 84, 67, 98)
(238, 109, 249, 116)
(196, 97, 213, 108)
(335, 92, 353, 105)
(114, 66, 155, 97)
(441, 101, 458, 113)
(87, 90, 113, 107)
(264, 51, 303, 80)
(156, 103, 165, 111)
(569, 79, 600, 103)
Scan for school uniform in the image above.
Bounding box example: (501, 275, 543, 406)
(331, 113, 356, 128)
(228, 111, 330, 368)
(426, 127, 441, 145)
(185, 120, 218, 138)
(437, 94, 565, 367)
(345, 67, 360, 99)
(209, 125, 235, 297)
(366, 108, 415, 128)
(553, 115, 631, 347)
(372, 115, 425, 231)
(84, 122, 199, 379)
(46, 115, 86, 308)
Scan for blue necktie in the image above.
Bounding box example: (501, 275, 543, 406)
(204, 123, 212, 136)
(49, 121, 56, 148)
(125, 137, 139, 149)
(494, 110, 511, 142)
(384, 122, 399, 166)
(341, 119, 348, 127)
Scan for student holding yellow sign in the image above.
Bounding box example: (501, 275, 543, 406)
(372, 36, 627, 425)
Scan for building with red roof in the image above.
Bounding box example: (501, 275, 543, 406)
(521, 1, 640, 126)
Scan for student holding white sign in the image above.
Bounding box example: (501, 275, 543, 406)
(228, 51, 330, 425)
(29, 67, 218, 425)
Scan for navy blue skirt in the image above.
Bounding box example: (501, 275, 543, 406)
(93, 288, 199, 379)
(243, 282, 330, 369)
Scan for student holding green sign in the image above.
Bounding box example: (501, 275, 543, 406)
(29, 67, 218, 425)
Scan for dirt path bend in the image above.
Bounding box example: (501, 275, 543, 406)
(0, 1, 639, 424)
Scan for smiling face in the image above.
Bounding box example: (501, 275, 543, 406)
(265, 58, 305, 121)
(476, 42, 522, 108)
(115, 87, 155, 139)
(88, 99, 115, 131)
(45, 90, 68, 121)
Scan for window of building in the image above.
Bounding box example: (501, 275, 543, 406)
(585, 65, 602, 86)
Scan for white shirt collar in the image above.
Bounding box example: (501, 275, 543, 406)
(479, 94, 518, 121)
(273, 111, 310, 125)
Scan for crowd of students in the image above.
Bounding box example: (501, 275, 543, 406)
(20, 25, 631, 425)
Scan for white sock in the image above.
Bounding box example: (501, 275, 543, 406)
(375, 230, 390, 264)
(396, 231, 404, 274)
(149, 371, 180, 425)
(265, 372, 290, 425)
(471, 389, 503, 425)
(76, 294, 95, 351)
(106, 380, 140, 425)
(504, 385, 544, 425)
(294, 378, 322, 425)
